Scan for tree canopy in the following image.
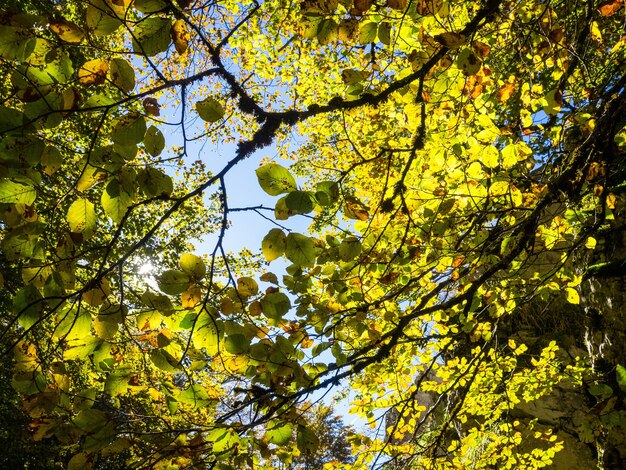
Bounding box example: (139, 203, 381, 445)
(2, 0, 626, 468)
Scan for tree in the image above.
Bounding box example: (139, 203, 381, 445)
(1, 0, 626, 468)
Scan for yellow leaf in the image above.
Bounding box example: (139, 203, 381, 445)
(182, 285, 202, 309)
(78, 59, 109, 86)
(585, 237, 597, 249)
(170, 19, 190, 55)
(590, 21, 602, 43)
(50, 20, 85, 43)
(565, 287, 580, 305)
(607, 193, 617, 209)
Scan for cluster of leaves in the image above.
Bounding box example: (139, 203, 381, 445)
(3, 0, 626, 468)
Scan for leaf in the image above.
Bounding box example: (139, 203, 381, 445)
(86, 0, 123, 36)
(225, 334, 250, 354)
(435, 32, 466, 49)
(359, 22, 378, 44)
(260, 292, 291, 319)
(78, 59, 109, 86)
(0, 178, 36, 205)
(317, 18, 338, 45)
(256, 163, 297, 196)
(14, 284, 43, 330)
(285, 190, 315, 213)
(132, 17, 171, 56)
(456, 48, 481, 76)
(179, 253, 206, 279)
(0, 25, 36, 61)
(378, 22, 391, 46)
(266, 423, 293, 445)
(171, 19, 190, 55)
(110, 113, 147, 145)
(135, 0, 168, 13)
(157, 270, 191, 295)
(144, 126, 165, 156)
(193, 310, 221, 355)
(101, 179, 133, 224)
(49, 20, 85, 43)
(344, 197, 369, 221)
(275, 195, 299, 220)
(565, 287, 580, 305)
(296, 425, 320, 453)
(137, 167, 173, 197)
(599, 0, 623, 16)
(260, 272, 279, 284)
(196, 97, 225, 122)
(67, 198, 96, 236)
(237, 277, 259, 296)
(338, 237, 362, 262)
(143, 97, 160, 116)
(182, 284, 202, 309)
(616, 364, 626, 392)
(285, 233, 317, 267)
(109, 58, 135, 92)
(104, 368, 131, 396)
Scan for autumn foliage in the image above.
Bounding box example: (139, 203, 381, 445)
(2, 0, 626, 468)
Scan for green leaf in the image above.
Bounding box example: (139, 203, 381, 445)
(589, 383, 613, 401)
(134, 0, 168, 14)
(0, 25, 36, 61)
(109, 58, 135, 92)
(14, 284, 43, 330)
(105, 368, 131, 397)
(0, 177, 36, 204)
(67, 198, 96, 237)
(296, 425, 320, 453)
(266, 423, 293, 446)
(73, 409, 107, 433)
(86, 1, 123, 36)
(193, 309, 221, 355)
(144, 126, 165, 156)
(137, 167, 173, 197)
(142, 291, 174, 314)
(157, 270, 191, 295)
(150, 349, 179, 372)
(262, 228, 287, 262)
(616, 365, 626, 392)
(286, 190, 315, 213)
(101, 179, 133, 224)
(196, 97, 225, 122)
(317, 18, 338, 45)
(378, 21, 391, 46)
(94, 304, 125, 339)
(285, 233, 317, 267)
(260, 292, 291, 319)
(179, 253, 206, 279)
(338, 237, 362, 262)
(256, 163, 297, 196)
(225, 334, 250, 355)
(110, 112, 146, 145)
(132, 17, 171, 56)
(359, 22, 378, 44)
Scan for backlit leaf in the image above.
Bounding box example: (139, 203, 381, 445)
(67, 198, 96, 236)
(196, 97, 225, 122)
(132, 17, 171, 56)
(256, 163, 297, 196)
